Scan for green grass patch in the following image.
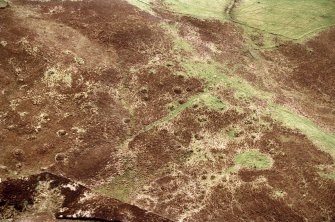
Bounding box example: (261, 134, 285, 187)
(273, 190, 287, 198)
(270, 105, 335, 159)
(166, 93, 227, 118)
(232, 0, 335, 40)
(160, 23, 194, 53)
(199, 93, 226, 111)
(94, 170, 142, 202)
(227, 128, 238, 138)
(126, 0, 155, 15)
(234, 150, 273, 170)
(180, 60, 272, 100)
(317, 165, 335, 181)
(318, 171, 335, 181)
(163, 0, 231, 20)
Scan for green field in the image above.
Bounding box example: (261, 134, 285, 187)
(232, 0, 335, 39)
(163, 0, 231, 20)
(158, 0, 335, 40)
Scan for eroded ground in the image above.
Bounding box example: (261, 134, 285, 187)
(0, 0, 335, 221)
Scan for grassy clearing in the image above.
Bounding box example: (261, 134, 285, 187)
(94, 170, 142, 202)
(126, 0, 155, 15)
(232, 0, 335, 40)
(234, 150, 273, 170)
(163, 0, 231, 20)
(270, 105, 335, 159)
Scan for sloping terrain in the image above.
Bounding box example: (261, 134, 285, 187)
(0, 0, 334, 221)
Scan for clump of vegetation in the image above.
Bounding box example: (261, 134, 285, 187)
(226, 128, 238, 138)
(234, 150, 273, 170)
(199, 94, 226, 111)
(273, 190, 287, 199)
(43, 67, 72, 87)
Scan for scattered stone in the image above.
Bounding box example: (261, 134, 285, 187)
(40, 167, 48, 171)
(27, 135, 37, 140)
(57, 129, 67, 136)
(123, 118, 131, 124)
(0, 40, 7, 47)
(168, 104, 175, 111)
(139, 87, 148, 93)
(244, 120, 252, 125)
(194, 134, 203, 140)
(197, 116, 207, 122)
(143, 95, 150, 101)
(0, 165, 8, 172)
(173, 87, 182, 94)
(166, 62, 173, 67)
(55, 153, 66, 162)
(74, 57, 85, 65)
(178, 99, 186, 104)
(13, 148, 24, 157)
